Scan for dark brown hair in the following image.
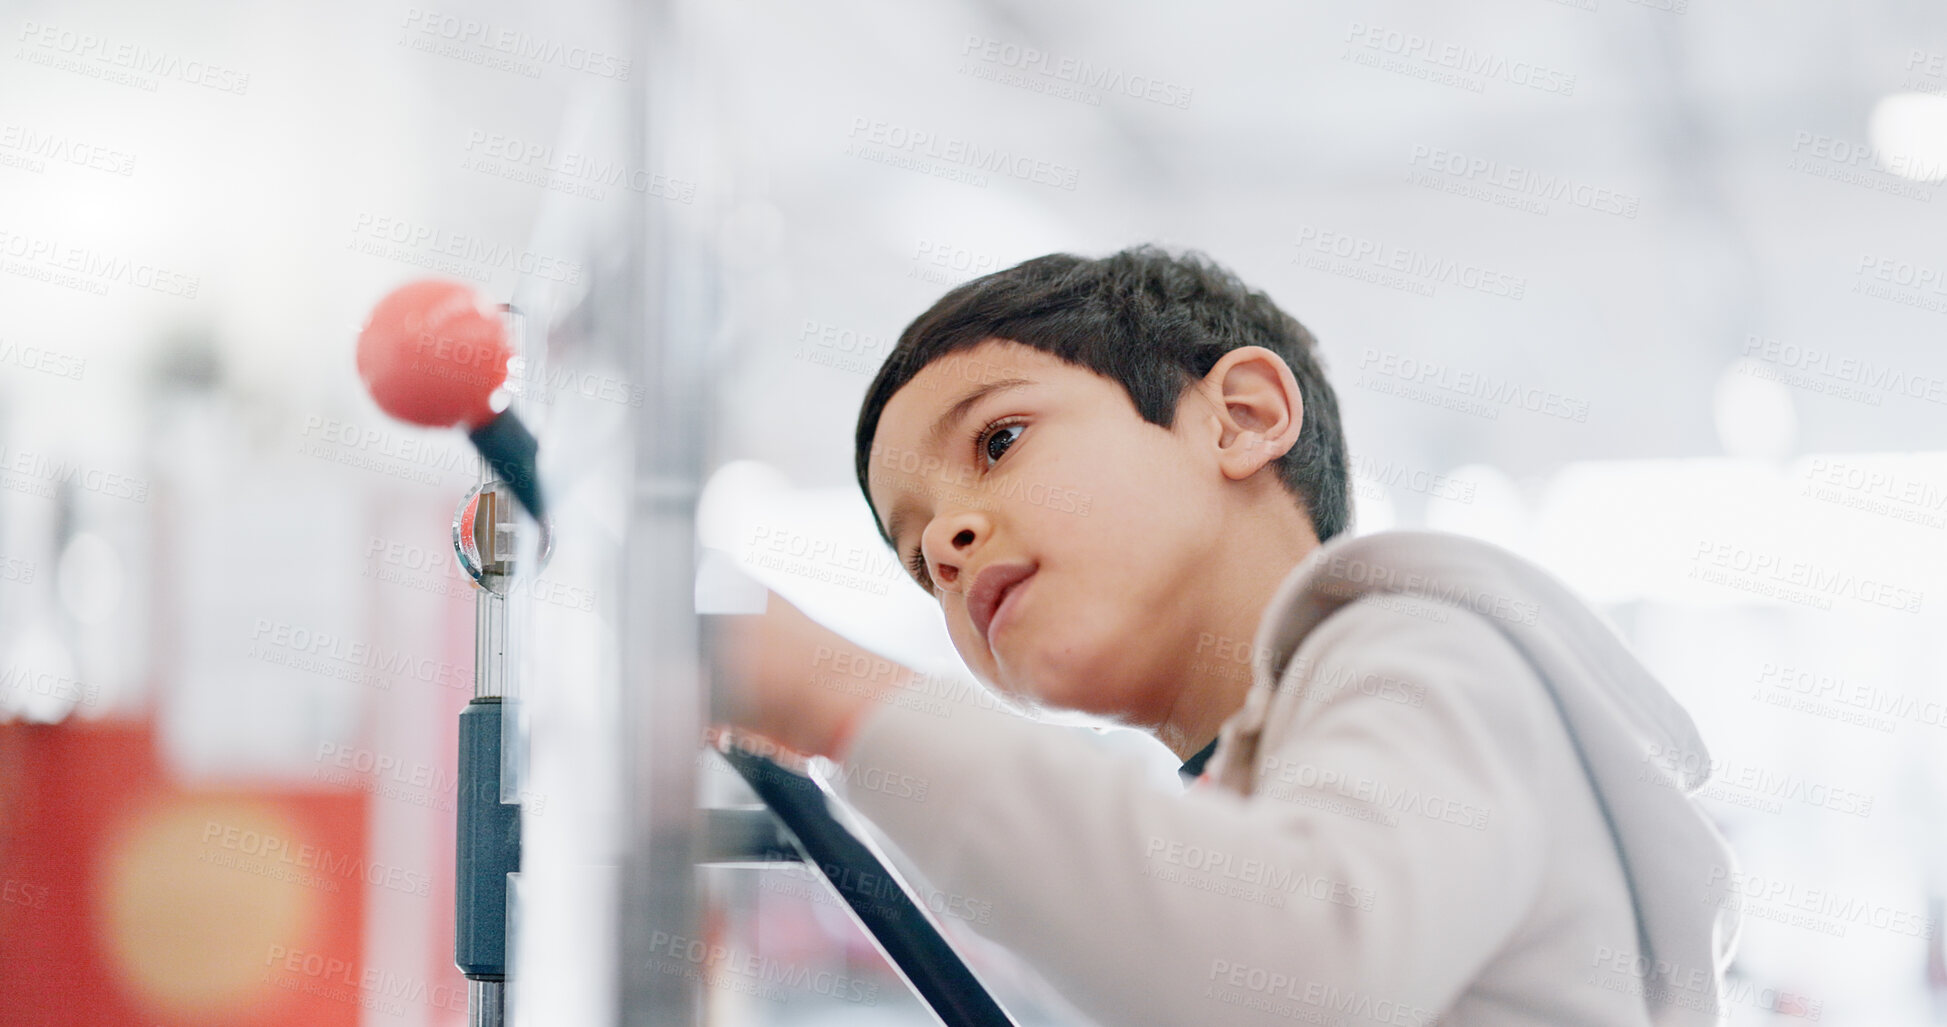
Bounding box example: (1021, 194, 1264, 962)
(855, 244, 1350, 549)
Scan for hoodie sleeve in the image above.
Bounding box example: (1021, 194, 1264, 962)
(829, 595, 1550, 1027)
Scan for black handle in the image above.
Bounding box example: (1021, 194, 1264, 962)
(468, 410, 545, 520)
(718, 745, 1020, 1027)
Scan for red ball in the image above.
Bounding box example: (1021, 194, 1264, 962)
(355, 278, 510, 429)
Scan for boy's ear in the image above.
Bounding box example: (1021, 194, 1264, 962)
(1201, 346, 1304, 482)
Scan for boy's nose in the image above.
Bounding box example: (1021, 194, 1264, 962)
(934, 530, 981, 588)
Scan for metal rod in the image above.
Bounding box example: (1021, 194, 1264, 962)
(462, 392, 518, 1022)
(473, 587, 506, 701)
(469, 979, 505, 1027)
(615, 0, 708, 1021)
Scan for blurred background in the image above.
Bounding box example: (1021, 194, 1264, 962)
(4, 0, 1947, 1023)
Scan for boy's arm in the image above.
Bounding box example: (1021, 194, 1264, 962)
(710, 589, 932, 760)
(830, 597, 1551, 1027)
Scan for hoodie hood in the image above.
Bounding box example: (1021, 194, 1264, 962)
(1206, 529, 1742, 1026)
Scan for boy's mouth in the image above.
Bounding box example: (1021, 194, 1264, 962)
(968, 561, 1036, 646)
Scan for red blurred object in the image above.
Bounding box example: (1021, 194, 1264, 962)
(0, 719, 368, 1027)
(355, 279, 511, 431)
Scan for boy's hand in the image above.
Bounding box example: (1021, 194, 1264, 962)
(708, 590, 907, 760)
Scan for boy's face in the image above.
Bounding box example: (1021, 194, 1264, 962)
(866, 338, 1247, 725)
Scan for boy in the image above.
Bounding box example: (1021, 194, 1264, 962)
(716, 246, 1740, 1026)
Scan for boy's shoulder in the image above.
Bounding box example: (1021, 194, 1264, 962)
(1276, 587, 1548, 722)
(1246, 529, 1563, 692)
(1198, 529, 1606, 792)
(1233, 581, 1565, 785)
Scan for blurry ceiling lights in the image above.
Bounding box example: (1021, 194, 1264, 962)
(1868, 92, 1947, 183)
(1422, 463, 1533, 556)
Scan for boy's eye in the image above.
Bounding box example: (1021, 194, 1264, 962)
(975, 420, 1024, 468)
(901, 418, 1024, 596)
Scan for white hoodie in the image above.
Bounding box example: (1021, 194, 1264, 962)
(832, 529, 1741, 1026)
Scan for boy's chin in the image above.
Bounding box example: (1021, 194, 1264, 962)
(985, 667, 1074, 713)
(986, 638, 1130, 715)
(999, 672, 1121, 719)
